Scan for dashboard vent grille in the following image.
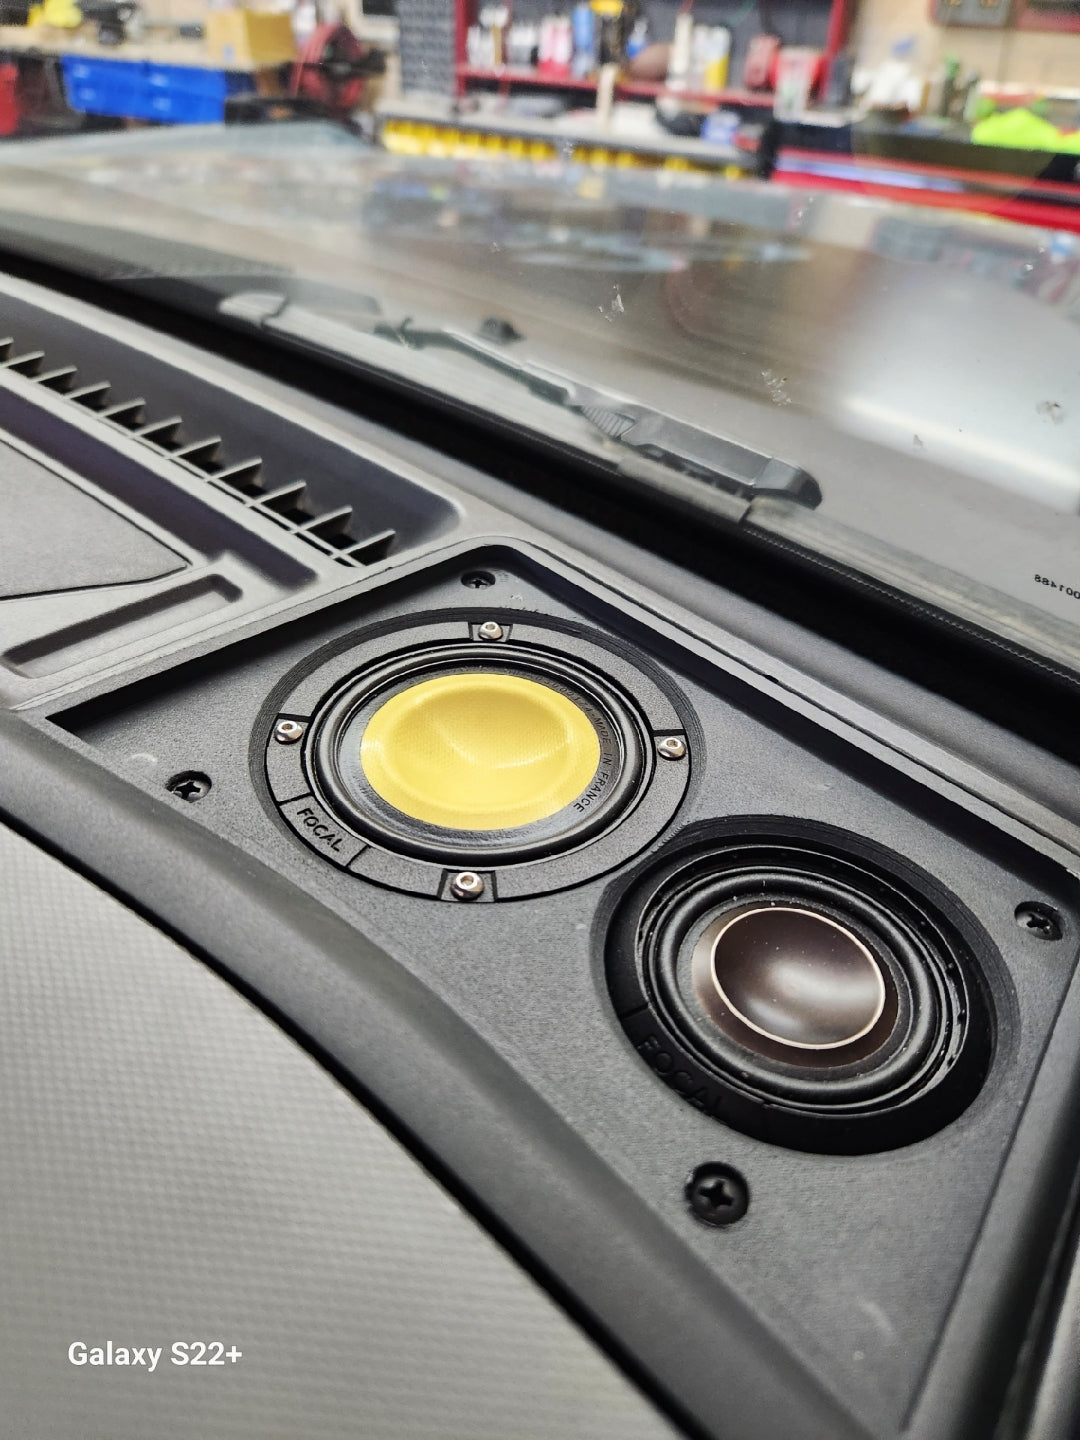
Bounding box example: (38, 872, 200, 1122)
(0, 336, 395, 567)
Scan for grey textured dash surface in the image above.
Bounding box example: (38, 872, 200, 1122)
(0, 822, 678, 1440)
(0, 440, 185, 599)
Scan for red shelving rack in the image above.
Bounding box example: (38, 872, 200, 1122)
(456, 64, 779, 108)
(454, 0, 854, 104)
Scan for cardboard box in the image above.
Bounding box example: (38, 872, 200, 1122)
(204, 10, 296, 68)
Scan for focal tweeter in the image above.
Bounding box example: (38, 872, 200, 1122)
(264, 616, 690, 899)
(607, 826, 995, 1153)
(314, 645, 642, 864)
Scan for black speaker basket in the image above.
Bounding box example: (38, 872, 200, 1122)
(264, 615, 691, 899)
(606, 822, 997, 1154)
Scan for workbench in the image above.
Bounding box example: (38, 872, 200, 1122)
(0, 26, 282, 132)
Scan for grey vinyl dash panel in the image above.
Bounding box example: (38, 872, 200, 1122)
(0, 822, 678, 1440)
(0, 440, 185, 599)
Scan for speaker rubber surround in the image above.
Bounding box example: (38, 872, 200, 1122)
(264, 615, 691, 900)
(607, 825, 996, 1153)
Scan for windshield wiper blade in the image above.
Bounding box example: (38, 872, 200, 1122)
(219, 292, 821, 512)
(388, 317, 821, 508)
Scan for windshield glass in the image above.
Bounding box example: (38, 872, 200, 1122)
(1, 5, 1079, 677)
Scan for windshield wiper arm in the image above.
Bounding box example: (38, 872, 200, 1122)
(219, 292, 821, 512)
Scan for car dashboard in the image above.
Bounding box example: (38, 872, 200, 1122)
(2, 268, 1080, 1440)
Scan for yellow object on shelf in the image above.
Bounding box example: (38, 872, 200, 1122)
(379, 114, 738, 177)
(204, 9, 296, 68)
(703, 55, 729, 91)
(384, 119, 428, 155)
(28, 0, 81, 26)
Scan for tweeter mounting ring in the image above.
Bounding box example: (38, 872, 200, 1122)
(263, 615, 691, 900)
(606, 823, 997, 1153)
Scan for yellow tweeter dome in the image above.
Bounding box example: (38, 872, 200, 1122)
(359, 672, 602, 831)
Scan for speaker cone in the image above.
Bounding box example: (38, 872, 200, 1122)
(607, 828, 995, 1153)
(309, 642, 647, 866)
(698, 906, 889, 1055)
(359, 672, 602, 832)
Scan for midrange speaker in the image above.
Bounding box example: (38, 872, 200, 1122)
(264, 616, 690, 899)
(607, 824, 996, 1153)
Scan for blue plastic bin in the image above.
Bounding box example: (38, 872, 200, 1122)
(61, 55, 253, 123)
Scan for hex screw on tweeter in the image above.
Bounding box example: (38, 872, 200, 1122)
(656, 735, 687, 762)
(273, 719, 306, 745)
(685, 1163, 749, 1227)
(167, 772, 212, 803)
(477, 621, 505, 642)
(451, 871, 485, 901)
(1015, 901, 1063, 941)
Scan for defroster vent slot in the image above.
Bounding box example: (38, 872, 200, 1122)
(0, 333, 408, 569)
